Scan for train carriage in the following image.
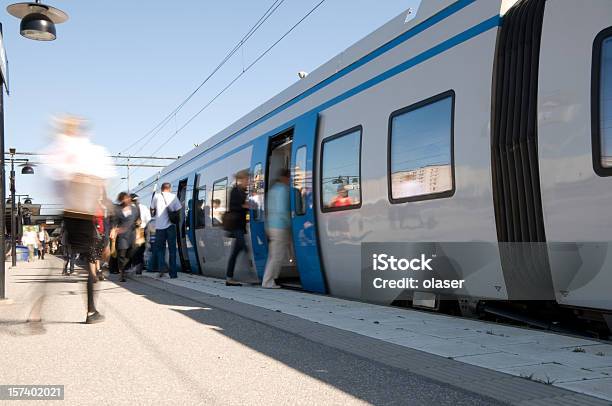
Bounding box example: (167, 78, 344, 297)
(134, 0, 612, 334)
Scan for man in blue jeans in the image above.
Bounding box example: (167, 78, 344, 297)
(151, 182, 182, 278)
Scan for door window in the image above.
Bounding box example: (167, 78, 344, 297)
(320, 127, 362, 212)
(294, 147, 307, 216)
(211, 178, 228, 227)
(250, 163, 265, 221)
(194, 175, 206, 229)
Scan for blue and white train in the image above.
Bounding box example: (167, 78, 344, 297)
(134, 0, 612, 334)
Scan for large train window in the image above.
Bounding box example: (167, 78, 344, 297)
(250, 163, 265, 221)
(592, 28, 612, 176)
(211, 178, 227, 227)
(194, 175, 206, 229)
(388, 91, 455, 203)
(320, 126, 362, 212)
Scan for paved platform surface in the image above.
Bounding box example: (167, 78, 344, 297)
(0, 258, 505, 406)
(138, 270, 612, 403)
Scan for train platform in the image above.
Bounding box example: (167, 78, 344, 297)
(1, 257, 505, 405)
(2, 256, 612, 405)
(138, 271, 612, 403)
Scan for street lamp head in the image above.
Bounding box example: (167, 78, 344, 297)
(8, 148, 15, 155)
(7, 1, 68, 42)
(21, 164, 34, 175)
(20, 12, 56, 41)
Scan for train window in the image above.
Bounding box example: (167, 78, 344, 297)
(194, 176, 206, 229)
(294, 146, 307, 216)
(321, 127, 362, 212)
(211, 178, 228, 227)
(389, 91, 455, 203)
(593, 29, 612, 176)
(250, 163, 265, 221)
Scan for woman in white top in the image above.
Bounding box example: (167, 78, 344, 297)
(43, 116, 117, 324)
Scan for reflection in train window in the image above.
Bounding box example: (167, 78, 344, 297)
(211, 178, 227, 227)
(294, 146, 307, 216)
(389, 93, 454, 203)
(250, 163, 265, 221)
(194, 177, 206, 229)
(321, 127, 362, 212)
(600, 37, 612, 168)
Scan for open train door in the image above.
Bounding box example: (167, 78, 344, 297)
(290, 113, 327, 294)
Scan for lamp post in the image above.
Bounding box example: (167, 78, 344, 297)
(0, 1, 68, 300)
(8, 149, 34, 266)
(0, 29, 5, 300)
(9, 148, 15, 267)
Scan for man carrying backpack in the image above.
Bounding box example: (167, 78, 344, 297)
(151, 182, 182, 278)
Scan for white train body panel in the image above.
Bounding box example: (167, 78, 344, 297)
(539, 0, 612, 310)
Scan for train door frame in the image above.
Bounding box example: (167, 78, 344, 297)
(176, 178, 191, 272)
(265, 129, 301, 287)
(290, 113, 327, 293)
(190, 173, 204, 274)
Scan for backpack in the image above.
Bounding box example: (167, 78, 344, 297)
(162, 193, 180, 225)
(221, 211, 237, 232)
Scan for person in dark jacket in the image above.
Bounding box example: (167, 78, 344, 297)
(114, 192, 140, 282)
(225, 170, 250, 286)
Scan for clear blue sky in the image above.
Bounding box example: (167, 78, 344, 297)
(3, 0, 420, 209)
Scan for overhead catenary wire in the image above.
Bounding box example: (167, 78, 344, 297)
(121, 0, 287, 156)
(6, 161, 166, 168)
(117, 0, 327, 191)
(3, 151, 172, 169)
(4, 151, 179, 160)
(147, 0, 328, 158)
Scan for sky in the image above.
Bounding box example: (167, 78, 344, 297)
(2, 0, 421, 212)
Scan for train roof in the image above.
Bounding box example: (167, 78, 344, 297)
(136, 0, 516, 191)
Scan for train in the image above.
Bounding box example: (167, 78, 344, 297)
(133, 0, 612, 336)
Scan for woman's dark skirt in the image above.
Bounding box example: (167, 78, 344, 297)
(63, 216, 101, 264)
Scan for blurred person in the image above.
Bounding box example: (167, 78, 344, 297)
(151, 183, 181, 278)
(43, 115, 116, 324)
(130, 193, 150, 275)
(60, 223, 75, 275)
(195, 197, 206, 228)
(22, 229, 37, 262)
(211, 199, 222, 226)
(108, 198, 120, 275)
(224, 170, 250, 286)
(62, 242, 75, 276)
(113, 192, 140, 282)
(37, 224, 49, 260)
(262, 169, 291, 289)
(94, 195, 113, 281)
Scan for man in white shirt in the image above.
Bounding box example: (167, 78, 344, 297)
(37, 224, 49, 260)
(151, 182, 182, 278)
